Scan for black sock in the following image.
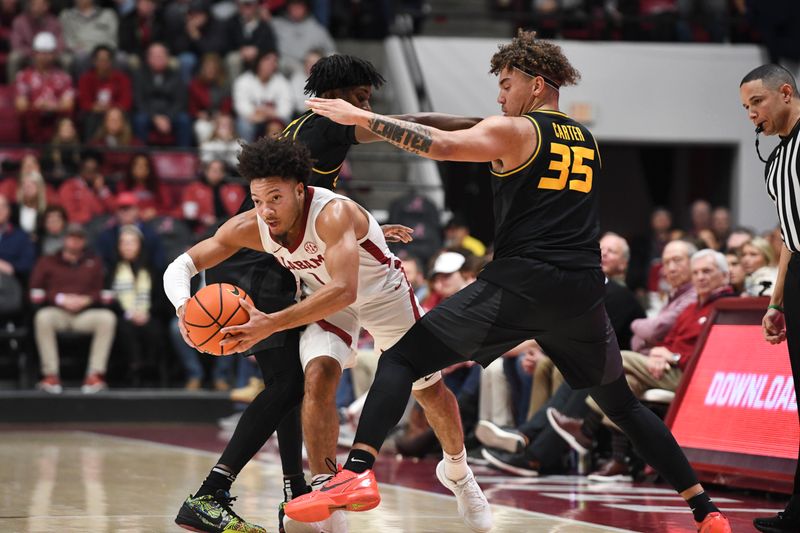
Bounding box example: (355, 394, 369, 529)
(582, 410, 603, 439)
(282, 473, 310, 502)
(196, 466, 237, 497)
(688, 491, 718, 522)
(344, 449, 375, 473)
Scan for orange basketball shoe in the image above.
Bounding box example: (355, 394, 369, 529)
(284, 467, 381, 523)
(696, 512, 732, 533)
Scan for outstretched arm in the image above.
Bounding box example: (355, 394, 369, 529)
(354, 113, 482, 143)
(308, 97, 526, 164)
(220, 200, 361, 352)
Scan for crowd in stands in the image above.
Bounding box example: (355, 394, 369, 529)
(0, 0, 789, 486)
(1, 0, 334, 147)
(488, 0, 797, 51)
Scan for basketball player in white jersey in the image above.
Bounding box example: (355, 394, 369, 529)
(166, 137, 493, 533)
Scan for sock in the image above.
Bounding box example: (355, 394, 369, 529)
(344, 449, 375, 473)
(443, 446, 469, 481)
(311, 472, 334, 490)
(582, 410, 603, 439)
(688, 491, 719, 522)
(282, 473, 309, 502)
(196, 465, 236, 497)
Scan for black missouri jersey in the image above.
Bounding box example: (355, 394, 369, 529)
(281, 111, 359, 189)
(490, 109, 602, 269)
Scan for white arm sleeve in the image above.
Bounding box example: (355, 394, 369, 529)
(164, 253, 199, 314)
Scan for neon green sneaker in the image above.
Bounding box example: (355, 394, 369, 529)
(175, 489, 267, 532)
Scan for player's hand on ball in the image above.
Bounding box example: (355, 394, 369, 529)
(381, 224, 414, 243)
(762, 307, 786, 344)
(177, 305, 196, 349)
(219, 298, 276, 353)
(305, 97, 365, 125)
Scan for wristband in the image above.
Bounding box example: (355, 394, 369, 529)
(768, 304, 784, 313)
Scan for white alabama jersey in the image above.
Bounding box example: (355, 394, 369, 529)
(256, 186, 406, 307)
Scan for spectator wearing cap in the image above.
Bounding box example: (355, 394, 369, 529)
(233, 50, 292, 141)
(77, 45, 133, 139)
(30, 222, 117, 394)
(8, 0, 64, 82)
(59, 0, 118, 72)
(93, 191, 166, 272)
(132, 42, 191, 147)
(14, 31, 75, 144)
(422, 251, 468, 311)
(0, 193, 36, 283)
(58, 150, 115, 224)
(271, 0, 334, 75)
(443, 215, 486, 258)
(166, 0, 228, 83)
(225, 0, 277, 79)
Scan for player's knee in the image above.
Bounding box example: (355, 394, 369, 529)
(304, 357, 342, 398)
(412, 379, 447, 405)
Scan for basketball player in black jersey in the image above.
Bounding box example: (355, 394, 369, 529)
(290, 31, 732, 533)
(171, 55, 479, 533)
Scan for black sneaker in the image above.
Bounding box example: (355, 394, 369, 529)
(481, 447, 540, 477)
(278, 478, 313, 533)
(175, 489, 266, 532)
(754, 498, 800, 533)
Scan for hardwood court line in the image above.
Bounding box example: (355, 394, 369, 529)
(72, 430, 638, 533)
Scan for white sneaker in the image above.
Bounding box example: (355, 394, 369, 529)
(435, 460, 493, 532)
(283, 510, 348, 533)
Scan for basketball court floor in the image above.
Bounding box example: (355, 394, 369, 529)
(0, 423, 785, 532)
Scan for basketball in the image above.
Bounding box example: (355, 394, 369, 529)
(183, 283, 254, 356)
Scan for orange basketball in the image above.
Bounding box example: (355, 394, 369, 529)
(183, 283, 253, 356)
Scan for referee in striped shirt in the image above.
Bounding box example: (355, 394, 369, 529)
(740, 64, 800, 533)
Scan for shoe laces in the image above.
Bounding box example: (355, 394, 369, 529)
(213, 489, 243, 521)
(325, 458, 340, 476)
(458, 475, 487, 514)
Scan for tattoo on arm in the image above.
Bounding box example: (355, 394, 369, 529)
(368, 115, 434, 154)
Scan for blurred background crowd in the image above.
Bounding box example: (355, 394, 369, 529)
(0, 0, 794, 479)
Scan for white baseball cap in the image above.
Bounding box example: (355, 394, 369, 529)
(33, 32, 57, 53)
(430, 252, 466, 277)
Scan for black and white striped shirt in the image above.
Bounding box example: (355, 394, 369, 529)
(765, 120, 800, 252)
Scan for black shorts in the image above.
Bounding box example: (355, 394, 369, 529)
(420, 257, 622, 389)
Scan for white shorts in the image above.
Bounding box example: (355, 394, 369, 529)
(298, 280, 442, 390)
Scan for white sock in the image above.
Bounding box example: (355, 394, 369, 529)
(311, 473, 333, 490)
(443, 446, 469, 481)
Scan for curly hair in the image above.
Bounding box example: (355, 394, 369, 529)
(490, 29, 581, 88)
(237, 137, 312, 185)
(304, 54, 385, 96)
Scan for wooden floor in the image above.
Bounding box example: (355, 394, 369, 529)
(0, 426, 785, 532)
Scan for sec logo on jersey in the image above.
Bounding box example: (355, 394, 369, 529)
(304, 242, 319, 254)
